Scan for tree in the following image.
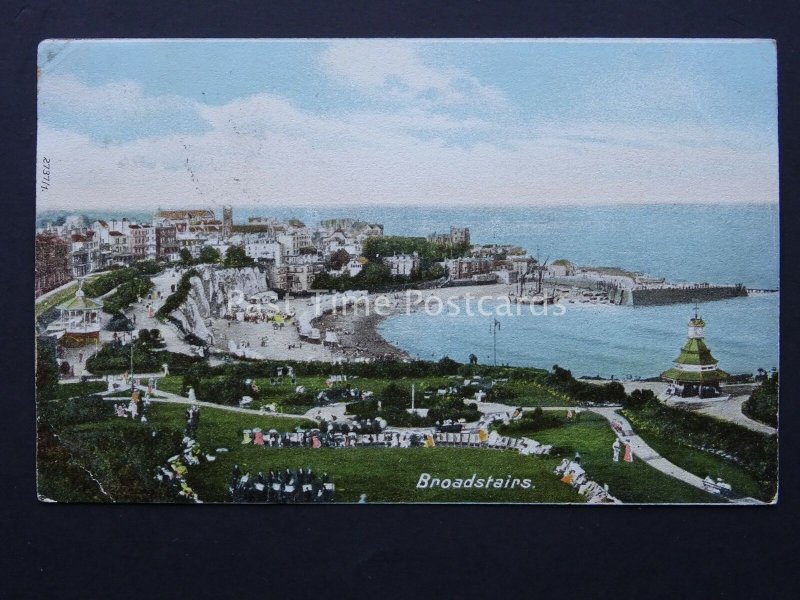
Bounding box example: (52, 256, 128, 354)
(137, 328, 165, 350)
(223, 245, 254, 268)
(179, 248, 193, 266)
(437, 356, 460, 374)
(357, 261, 392, 289)
(623, 388, 656, 410)
(36, 337, 60, 400)
(199, 246, 221, 264)
(329, 249, 351, 271)
(601, 381, 627, 404)
(106, 313, 134, 332)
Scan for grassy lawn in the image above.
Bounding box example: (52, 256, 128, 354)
(39, 398, 724, 504)
(164, 373, 574, 410)
(36, 284, 79, 318)
(156, 375, 185, 395)
(514, 413, 719, 504)
(492, 380, 576, 407)
(634, 429, 768, 501)
(52, 380, 108, 399)
(145, 403, 580, 503)
(36, 274, 104, 318)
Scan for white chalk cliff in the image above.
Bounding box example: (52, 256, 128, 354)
(168, 266, 269, 342)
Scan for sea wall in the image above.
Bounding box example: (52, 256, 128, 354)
(618, 285, 748, 306)
(168, 266, 269, 342)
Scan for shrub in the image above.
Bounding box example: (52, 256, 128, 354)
(742, 375, 778, 428)
(106, 313, 134, 332)
(156, 268, 198, 319)
(497, 410, 562, 435)
(622, 402, 777, 499)
(223, 246, 255, 268)
(86, 345, 202, 375)
(622, 388, 657, 411)
(102, 276, 153, 315)
(36, 336, 60, 400)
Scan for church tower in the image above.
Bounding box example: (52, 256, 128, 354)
(661, 308, 728, 398)
(222, 205, 233, 239)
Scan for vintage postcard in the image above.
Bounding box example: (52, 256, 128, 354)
(35, 39, 778, 504)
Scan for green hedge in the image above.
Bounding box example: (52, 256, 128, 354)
(83, 268, 138, 297)
(497, 407, 563, 434)
(622, 402, 777, 499)
(742, 376, 778, 428)
(102, 276, 153, 314)
(86, 344, 202, 375)
(156, 268, 199, 319)
(545, 365, 627, 404)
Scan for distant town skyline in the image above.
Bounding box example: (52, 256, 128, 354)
(37, 39, 778, 212)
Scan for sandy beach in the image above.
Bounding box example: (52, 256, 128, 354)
(205, 282, 521, 363)
(102, 275, 617, 365)
(198, 281, 621, 364)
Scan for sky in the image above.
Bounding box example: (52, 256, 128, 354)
(36, 39, 778, 212)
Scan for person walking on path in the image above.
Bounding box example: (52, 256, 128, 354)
(623, 439, 633, 463)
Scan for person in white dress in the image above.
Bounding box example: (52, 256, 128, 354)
(612, 438, 621, 462)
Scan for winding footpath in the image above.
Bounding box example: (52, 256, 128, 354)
(473, 400, 765, 504)
(98, 388, 321, 423)
(77, 382, 765, 504)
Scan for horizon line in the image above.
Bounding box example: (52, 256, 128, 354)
(36, 199, 780, 214)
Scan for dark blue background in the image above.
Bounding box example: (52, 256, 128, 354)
(2, 2, 797, 598)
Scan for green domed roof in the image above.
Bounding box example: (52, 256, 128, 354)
(674, 337, 717, 366)
(56, 288, 103, 311)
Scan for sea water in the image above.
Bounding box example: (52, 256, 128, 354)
(44, 203, 778, 376)
(245, 202, 779, 289)
(336, 202, 778, 377)
(378, 293, 778, 378)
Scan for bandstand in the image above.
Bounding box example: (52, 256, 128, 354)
(50, 282, 103, 347)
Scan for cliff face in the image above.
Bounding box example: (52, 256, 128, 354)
(168, 266, 269, 342)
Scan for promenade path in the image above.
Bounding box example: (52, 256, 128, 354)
(59, 380, 765, 503)
(96, 387, 320, 423)
(697, 395, 777, 436)
(481, 401, 765, 504)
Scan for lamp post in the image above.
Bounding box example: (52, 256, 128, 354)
(491, 318, 500, 366)
(130, 332, 135, 391)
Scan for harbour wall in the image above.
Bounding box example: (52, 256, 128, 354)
(612, 285, 748, 306)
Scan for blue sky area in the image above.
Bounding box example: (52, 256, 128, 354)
(36, 39, 778, 210)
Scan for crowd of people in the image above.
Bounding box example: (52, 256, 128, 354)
(241, 426, 396, 449)
(553, 458, 621, 504)
(239, 421, 554, 455)
(153, 435, 215, 504)
(229, 466, 335, 503)
(113, 388, 151, 422)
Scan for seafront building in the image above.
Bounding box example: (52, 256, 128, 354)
(35, 233, 72, 297)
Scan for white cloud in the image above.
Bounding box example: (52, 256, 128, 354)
(319, 41, 507, 110)
(36, 75, 778, 213)
(38, 73, 207, 143)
